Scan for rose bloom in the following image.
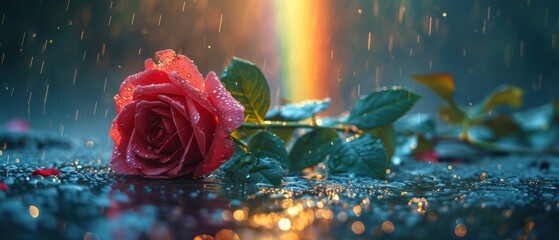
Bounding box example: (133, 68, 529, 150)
(110, 49, 244, 178)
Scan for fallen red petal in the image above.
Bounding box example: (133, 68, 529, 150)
(32, 168, 61, 177)
(414, 150, 440, 163)
(0, 183, 8, 191)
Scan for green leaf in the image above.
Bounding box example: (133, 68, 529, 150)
(221, 57, 270, 123)
(269, 129, 296, 145)
(482, 114, 522, 138)
(288, 129, 338, 171)
(513, 103, 556, 131)
(248, 131, 289, 169)
(265, 98, 331, 121)
(438, 105, 467, 123)
(395, 113, 436, 136)
(222, 152, 283, 186)
(475, 86, 523, 115)
(414, 134, 436, 153)
(371, 124, 396, 161)
(219, 144, 247, 170)
(411, 73, 455, 102)
(347, 89, 420, 129)
(327, 134, 388, 178)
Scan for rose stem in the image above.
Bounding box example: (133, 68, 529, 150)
(230, 135, 248, 151)
(239, 122, 361, 134)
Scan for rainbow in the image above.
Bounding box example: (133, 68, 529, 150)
(274, 1, 332, 103)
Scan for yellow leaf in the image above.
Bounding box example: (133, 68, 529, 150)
(478, 86, 523, 114)
(411, 73, 455, 102)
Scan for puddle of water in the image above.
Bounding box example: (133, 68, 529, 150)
(1, 132, 558, 239)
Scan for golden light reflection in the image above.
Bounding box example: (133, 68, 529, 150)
(279, 232, 300, 240)
(278, 218, 292, 231)
(317, 209, 334, 220)
(502, 208, 513, 218)
(408, 197, 429, 214)
(29, 205, 39, 218)
(352, 205, 362, 217)
(454, 224, 467, 237)
(287, 205, 301, 216)
(213, 185, 380, 239)
(381, 221, 395, 233)
(193, 234, 214, 240)
(215, 229, 240, 240)
(480, 171, 488, 182)
(351, 221, 365, 234)
(233, 208, 248, 222)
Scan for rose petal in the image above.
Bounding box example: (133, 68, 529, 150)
(170, 107, 195, 150)
(133, 83, 185, 101)
(168, 133, 196, 177)
(141, 149, 182, 176)
(133, 100, 168, 143)
(126, 101, 170, 161)
(126, 130, 146, 170)
(167, 72, 218, 116)
(114, 70, 170, 113)
(184, 97, 216, 156)
(205, 71, 245, 132)
(193, 128, 235, 177)
(168, 164, 196, 178)
(110, 101, 141, 174)
(168, 72, 219, 155)
(414, 150, 440, 163)
(156, 132, 181, 155)
(32, 168, 60, 177)
(191, 72, 244, 177)
(144, 49, 205, 91)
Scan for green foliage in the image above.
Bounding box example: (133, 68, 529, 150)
(221, 58, 270, 123)
(395, 114, 436, 137)
(512, 102, 559, 148)
(289, 129, 338, 171)
(221, 56, 422, 182)
(248, 131, 290, 169)
(222, 151, 283, 186)
(394, 114, 437, 156)
(371, 124, 396, 161)
(412, 73, 524, 143)
(266, 98, 331, 121)
(347, 89, 420, 129)
(481, 115, 522, 138)
(327, 134, 388, 178)
(220, 58, 559, 181)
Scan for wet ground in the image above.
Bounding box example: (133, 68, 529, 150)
(1, 131, 558, 239)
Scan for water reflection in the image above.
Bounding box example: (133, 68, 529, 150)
(106, 176, 233, 239)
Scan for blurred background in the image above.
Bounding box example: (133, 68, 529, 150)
(1, 0, 558, 143)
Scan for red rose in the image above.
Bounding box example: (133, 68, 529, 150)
(109, 50, 244, 178)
